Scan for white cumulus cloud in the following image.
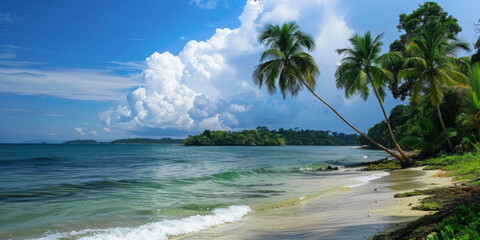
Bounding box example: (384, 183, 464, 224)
(74, 127, 86, 136)
(191, 0, 219, 9)
(104, 0, 355, 134)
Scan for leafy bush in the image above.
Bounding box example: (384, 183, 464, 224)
(427, 203, 480, 240)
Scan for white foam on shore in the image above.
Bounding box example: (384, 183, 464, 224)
(345, 172, 389, 188)
(34, 205, 251, 240)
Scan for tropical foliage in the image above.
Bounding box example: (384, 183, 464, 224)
(335, 31, 411, 165)
(456, 64, 480, 138)
(253, 21, 405, 163)
(427, 203, 480, 240)
(184, 129, 286, 146)
(472, 19, 480, 64)
(271, 128, 357, 145)
(359, 91, 466, 157)
(252, 21, 319, 98)
(251, 2, 480, 162)
(425, 153, 480, 181)
(184, 127, 358, 146)
(388, 1, 462, 100)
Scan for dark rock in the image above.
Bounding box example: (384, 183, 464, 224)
(317, 166, 339, 171)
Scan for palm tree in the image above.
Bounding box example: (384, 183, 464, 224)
(335, 31, 412, 167)
(398, 28, 470, 150)
(457, 64, 480, 138)
(253, 22, 404, 163)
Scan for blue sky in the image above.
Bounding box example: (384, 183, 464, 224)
(0, 0, 479, 143)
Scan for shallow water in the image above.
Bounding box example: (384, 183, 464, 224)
(0, 144, 390, 239)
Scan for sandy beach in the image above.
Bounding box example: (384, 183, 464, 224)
(174, 167, 453, 240)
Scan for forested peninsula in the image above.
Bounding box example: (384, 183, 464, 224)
(184, 126, 358, 146)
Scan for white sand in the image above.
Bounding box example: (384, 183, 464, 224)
(173, 167, 453, 240)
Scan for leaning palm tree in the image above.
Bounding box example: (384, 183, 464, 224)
(398, 27, 470, 150)
(335, 31, 413, 167)
(253, 22, 404, 162)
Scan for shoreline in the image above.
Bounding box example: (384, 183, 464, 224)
(172, 167, 453, 240)
(367, 167, 453, 239)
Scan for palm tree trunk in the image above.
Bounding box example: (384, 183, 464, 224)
(436, 104, 453, 151)
(371, 85, 413, 166)
(300, 81, 404, 163)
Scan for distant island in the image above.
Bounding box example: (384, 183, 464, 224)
(64, 140, 98, 144)
(184, 126, 358, 146)
(59, 128, 357, 146)
(111, 138, 184, 144)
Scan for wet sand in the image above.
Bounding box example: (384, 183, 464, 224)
(174, 167, 452, 240)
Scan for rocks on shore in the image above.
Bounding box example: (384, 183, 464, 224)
(317, 166, 339, 171)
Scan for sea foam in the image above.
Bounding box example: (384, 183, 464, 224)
(34, 205, 251, 240)
(345, 172, 389, 188)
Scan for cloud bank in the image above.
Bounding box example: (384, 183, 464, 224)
(103, 0, 356, 135)
(0, 68, 141, 101)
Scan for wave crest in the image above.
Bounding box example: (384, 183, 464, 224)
(35, 205, 251, 240)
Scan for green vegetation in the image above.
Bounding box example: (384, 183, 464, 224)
(398, 27, 469, 151)
(272, 127, 357, 145)
(253, 22, 405, 164)
(355, 2, 479, 160)
(358, 91, 466, 158)
(425, 153, 480, 181)
(64, 140, 98, 144)
(372, 186, 480, 240)
(184, 128, 285, 146)
(428, 203, 480, 240)
(335, 31, 412, 166)
(361, 159, 402, 171)
(472, 19, 480, 64)
(184, 127, 358, 146)
(111, 138, 184, 144)
(388, 1, 463, 100)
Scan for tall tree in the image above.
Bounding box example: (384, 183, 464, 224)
(252, 22, 405, 163)
(472, 19, 480, 64)
(457, 64, 480, 138)
(398, 27, 470, 150)
(388, 1, 462, 100)
(335, 31, 413, 167)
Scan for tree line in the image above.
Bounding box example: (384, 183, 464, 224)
(184, 127, 357, 146)
(253, 1, 480, 168)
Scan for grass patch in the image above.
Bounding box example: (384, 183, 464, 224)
(394, 190, 425, 198)
(361, 159, 402, 171)
(413, 202, 440, 211)
(425, 153, 480, 181)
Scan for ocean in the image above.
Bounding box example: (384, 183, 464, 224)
(0, 144, 391, 239)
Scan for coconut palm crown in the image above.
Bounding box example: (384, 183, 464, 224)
(252, 22, 319, 99)
(399, 27, 470, 106)
(335, 31, 401, 102)
(398, 27, 470, 150)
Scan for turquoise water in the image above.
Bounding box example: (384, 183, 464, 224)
(0, 144, 389, 239)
